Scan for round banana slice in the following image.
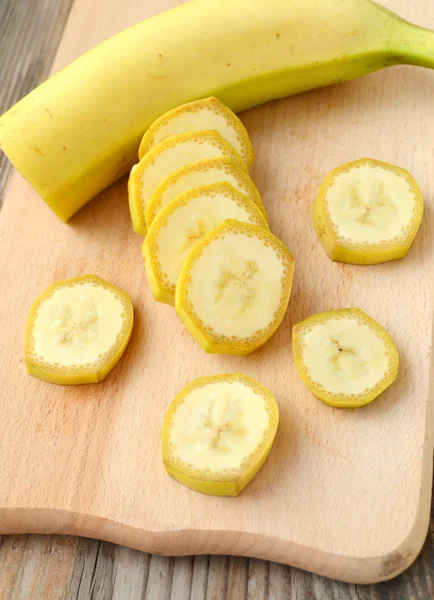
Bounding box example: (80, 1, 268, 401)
(144, 182, 269, 306)
(138, 97, 254, 167)
(176, 219, 295, 355)
(162, 373, 279, 496)
(24, 275, 134, 385)
(145, 157, 267, 229)
(129, 130, 247, 236)
(313, 158, 424, 264)
(292, 308, 399, 408)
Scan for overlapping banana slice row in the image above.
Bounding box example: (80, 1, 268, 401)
(129, 97, 295, 356)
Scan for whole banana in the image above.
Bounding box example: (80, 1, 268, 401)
(0, 0, 433, 221)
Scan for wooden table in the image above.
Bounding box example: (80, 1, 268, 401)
(0, 1, 433, 598)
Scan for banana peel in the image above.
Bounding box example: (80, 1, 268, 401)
(1, 0, 434, 220)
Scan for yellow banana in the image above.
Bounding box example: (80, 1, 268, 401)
(0, 0, 433, 221)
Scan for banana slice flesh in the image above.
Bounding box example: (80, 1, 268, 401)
(138, 97, 254, 167)
(292, 308, 399, 408)
(144, 182, 269, 306)
(25, 275, 134, 385)
(162, 373, 279, 496)
(313, 158, 424, 264)
(129, 130, 247, 236)
(176, 219, 295, 355)
(145, 156, 266, 229)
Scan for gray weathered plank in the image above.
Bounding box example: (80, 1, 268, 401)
(189, 556, 210, 600)
(0, 1, 433, 599)
(0, 0, 74, 204)
(206, 557, 229, 600)
(144, 555, 175, 600)
(111, 546, 151, 600)
(226, 556, 248, 600)
(170, 556, 194, 600)
(66, 539, 101, 600)
(246, 559, 269, 600)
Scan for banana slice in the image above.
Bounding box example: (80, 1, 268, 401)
(145, 157, 267, 229)
(24, 275, 134, 385)
(162, 373, 279, 496)
(138, 97, 254, 168)
(144, 182, 269, 306)
(313, 158, 424, 264)
(176, 219, 295, 355)
(292, 308, 399, 408)
(129, 130, 247, 236)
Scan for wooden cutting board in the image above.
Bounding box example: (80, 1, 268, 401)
(0, 0, 433, 585)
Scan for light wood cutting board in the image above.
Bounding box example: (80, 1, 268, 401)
(0, 0, 433, 585)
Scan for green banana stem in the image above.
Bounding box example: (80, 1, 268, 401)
(395, 23, 434, 69)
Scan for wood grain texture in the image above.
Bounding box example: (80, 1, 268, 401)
(0, 0, 434, 597)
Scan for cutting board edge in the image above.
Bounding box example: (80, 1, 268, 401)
(0, 465, 431, 587)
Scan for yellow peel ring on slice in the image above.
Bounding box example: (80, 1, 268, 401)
(313, 158, 424, 265)
(162, 373, 279, 496)
(143, 182, 269, 306)
(24, 275, 134, 385)
(176, 219, 295, 355)
(292, 308, 399, 408)
(128, 130, 248, 236)
(145, 156, 267, 229)
(138, 97, 254, 168)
